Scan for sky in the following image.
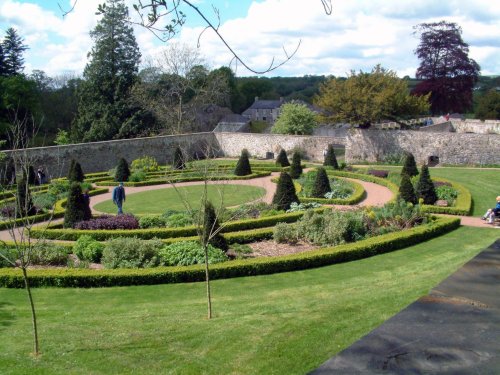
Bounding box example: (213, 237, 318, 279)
(0, 0, 499, 78)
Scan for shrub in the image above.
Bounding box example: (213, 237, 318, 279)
(368, 169, 389, 178)
(0, 248, 17, 267)
(129, 170, 147, 182)
(101, 237, 163, 269)
(64, 182, 85, 228)
(401, 152, 419, 177)
(323, 144, 339, 169)
(324, 178, 354, 200)
(115, 158, 130, 182)
(33, 193, 58, 211)
(159, 241, 227, 266)
(166, 212, 194, 228)
(203, 201, 228, 251)
(31, 242, 69, 266)
(27, 166, 37, 185)
(276, 149, 290, 167)
(399, 173, 417, 204)
(173, 146, 185, 170)
(311, 167, 331, 198)
(289, 152, 303, 179)
(16, 178, 37, 218)
(367, 199, 426, 234)
(436, 185, 458, 206)
(234, 149, 252, 176)
(68, 160, 85, 182)
(272, 172, 299, 211)
(273, 222, 299, 244)
(47, 180, 70, 197)
(75, 214, 139, 230)
(286, 202, 321, 213)
(73, 235, 105, 263)
(416, 164, 437, 204)
(139, 215, 168, 229)
(131, 156, 159, 172)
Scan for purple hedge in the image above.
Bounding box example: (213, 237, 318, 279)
(75, 214, 139, 230)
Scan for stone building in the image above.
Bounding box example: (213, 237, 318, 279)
(242, 97, 284, 123)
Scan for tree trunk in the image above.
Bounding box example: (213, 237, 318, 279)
(22, 267, 39, 356)
(203, 243, 212, 319)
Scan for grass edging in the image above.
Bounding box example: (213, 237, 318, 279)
(0, 216, 460, 288)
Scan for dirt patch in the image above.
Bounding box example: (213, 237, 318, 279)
(248, 240, 320, 257)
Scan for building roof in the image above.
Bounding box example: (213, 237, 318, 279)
(242, 97, 283, 113)
(218, 114, 250, 124)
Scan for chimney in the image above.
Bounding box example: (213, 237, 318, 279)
(255, 96, 259, 102)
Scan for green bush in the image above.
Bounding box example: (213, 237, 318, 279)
(131, 156, 159, 172)
(129, 170, 147, 182)
(399, 173, 417, 204)
(115, 158, 131, 182)
(166, 212, 194, 228)
(68, 160, 85, 182)
(31, 242, 70, 266)
(234, 149, 252, 176)
(64, 182, 85, 228)
(101, 237, 163, 269)
(159, 241, 227, 266)
(289, 152, 303, 179)
(416, 165, 437, 204)
(203, 201, 228, 252)
(276, 149, 290, 167)
(436, 185, 458, 205)
(0, 248, 17, 267)
(139, 215, 169, 229)
(73, 235, 105, 263)
(323, 144, 339, 169)
(272, 172, 299, 211)
(33, 193, 58, 210)
(273, 222, 298, 244)
(401, 152, 419, 177)
(324, 178, 354, 199)
(311, 167, 331, 198)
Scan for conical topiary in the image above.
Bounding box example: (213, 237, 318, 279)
(401, 152, 419, 177)
(173, 146, 185, 170)
(64, 182, 85, 228)
(276, 149, 290, 167)
(27, 166, 37, 185)
(272, 172, 299, 210)
(68, 160, 85, 182)
(115, 158, 130, 182)
(416, 164, 437, 204)
(202, 201, 228, 252)
(399, 172, 417, 204)
(323, 144, 339, 169)
(16, 178, 36, 218)
(289, 152, 303, 179)
(234, 149, 252, 176)
(311, 168, 331, 198)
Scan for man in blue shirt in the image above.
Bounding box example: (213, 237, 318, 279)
(112, 182, 126, 214)
(482, 196, 500, 223)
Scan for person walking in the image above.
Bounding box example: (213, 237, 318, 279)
(112, 182, 126, 214)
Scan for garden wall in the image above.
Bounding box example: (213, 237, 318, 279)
(451, 119, 500, 134)
(346, 129, 500, 165)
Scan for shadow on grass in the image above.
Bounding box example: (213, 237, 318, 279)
(0, 301, 15, 330)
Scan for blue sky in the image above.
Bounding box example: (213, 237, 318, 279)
(1, 0, 499, 78)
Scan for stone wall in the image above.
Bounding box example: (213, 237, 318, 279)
(214, 132, 346, 161)
(451, 119, 500, 134)
(346, 129, 500, 165)
(3, 133, 217, 178)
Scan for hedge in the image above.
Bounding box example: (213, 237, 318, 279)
(327, 170, 400, 199)
(300, 179, 366, 205)
(421, 178, 472, 216)
(0, 216, 460, 288)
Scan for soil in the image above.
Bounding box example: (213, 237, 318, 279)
(247, 240, 320, 257)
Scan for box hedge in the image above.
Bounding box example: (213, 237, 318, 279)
(0, 216, 459, 288)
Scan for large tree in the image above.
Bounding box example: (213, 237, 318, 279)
(272, 102, 318, 135)
(72, 0, 144, 141)
(475, 90, 500, 120)
(412, 21, 480, 115)
(315, 65, 429, 127)
(1, 28, 28, 76)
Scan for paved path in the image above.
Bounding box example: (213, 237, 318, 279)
(311, 239, 500, 374)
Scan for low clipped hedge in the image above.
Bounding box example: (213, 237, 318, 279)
(0, 216, 460, 288)
(327, 170, 400, 200)
(421, 178, 472, 216)
(300, 179, 366, 205)
(94, 171, 271, 187)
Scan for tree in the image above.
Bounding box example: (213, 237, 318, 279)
(64, 182, 85, 228)
(476, 90, 500, 120)
(173, 146, 185, 170)
(399, 173, 417, 204)
(271, 102, 317, 135)
(72, 0, 143, 141)
(416, 164, 437, 204)
(1, 28, 28, 76)
(272, 172, 299, 211)
(26, 165, 37, 185)
(234, 149, 252, 176)
(0, 44, 6, 77)
(401, 152, 419, 177)
(276, 149, 290, 167)
(323, 144, 339, 169)
(315, 65, 430, 127)
(289, 152, 303, 179)
(68, 160, 84, 182)
(412, 21, 480, 114)
(16, 177, 36, 217)
(202, 201, 228, 252)
(115, 158, 130, 182)
(311, 168, 331, 198)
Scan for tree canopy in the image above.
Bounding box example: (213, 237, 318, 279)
(1, 28, 28, 76)
(271, 102, 317, 135)
(315, 65, 429, 127)
(412, 21, 480, 115)
(475, 90, 500, 120)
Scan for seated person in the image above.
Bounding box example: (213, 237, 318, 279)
(482, 196, 500, 223)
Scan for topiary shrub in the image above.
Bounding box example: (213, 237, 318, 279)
(311, 167, 331, 198)
(115, 158, 130, 182)
(203, 201, 228, 251)
(401, 152, 419, 177)
(173, 146, 185, 170)
(73, 235, 105, 263)
(275, 149, 290, 167)
(68, 160, 85, 182)
(416, 164, 437, 204)
(64, 182, 85, 228)
(27, 166, 37, 185)
(399, 173, 417, 204)
(101, 237, 162, 269)
(16, 178, 37, 218)
(234, 149, 252, 176)
(159, 241, 227, 266)
(323, 144, 339, 169)
(272, 172, 299, 211)
(289, 152, 303, 179)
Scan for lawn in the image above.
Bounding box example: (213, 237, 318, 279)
(93, 184, 266, 215)
(0, 226, 498, 374)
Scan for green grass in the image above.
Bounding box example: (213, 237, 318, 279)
(0, 226, 498, 374)
(94, 184, 266, 215)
